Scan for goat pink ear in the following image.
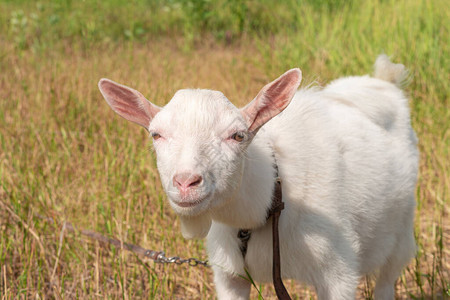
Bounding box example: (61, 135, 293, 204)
(241, 68, 302, 133)
(98, 78, 160, 130)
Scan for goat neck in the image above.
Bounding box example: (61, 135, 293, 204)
(210, 135, 276, 229)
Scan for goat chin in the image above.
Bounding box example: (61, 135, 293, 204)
(180, 214, 212, 239)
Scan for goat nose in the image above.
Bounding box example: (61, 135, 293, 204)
(173, 173, 203, 191)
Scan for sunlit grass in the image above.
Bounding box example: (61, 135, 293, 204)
(0, 0, 448, 298)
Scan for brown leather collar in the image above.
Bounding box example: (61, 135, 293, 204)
(237, 176, 292, 300)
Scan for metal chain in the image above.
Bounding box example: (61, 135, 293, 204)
(26, 212, 210, 269)
(144, 250, 209, 267)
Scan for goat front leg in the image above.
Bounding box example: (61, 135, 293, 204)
(213, 267, 251, 300)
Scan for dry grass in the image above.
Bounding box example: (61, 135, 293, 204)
(0, 1, 449, 298)
(0, 40, 448, 299)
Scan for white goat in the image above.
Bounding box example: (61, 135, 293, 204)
(98, 55, 418, 299)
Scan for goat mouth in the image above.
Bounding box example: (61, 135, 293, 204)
(173, 194, 210, 209)
(176, 201, 199, 208)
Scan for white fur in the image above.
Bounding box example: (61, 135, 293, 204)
(99, 56, 418, 299)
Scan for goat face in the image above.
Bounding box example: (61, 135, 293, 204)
(149, 90, 250, 216)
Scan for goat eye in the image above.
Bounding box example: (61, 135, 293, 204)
(231, 132, 245, 142)
(151, 132, 161, 140)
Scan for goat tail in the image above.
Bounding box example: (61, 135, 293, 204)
(373, 54, 410, 88)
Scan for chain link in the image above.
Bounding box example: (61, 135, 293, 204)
(144, 250, 209, 267)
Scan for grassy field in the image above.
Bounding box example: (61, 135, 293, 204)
(0, 0, 448, 298)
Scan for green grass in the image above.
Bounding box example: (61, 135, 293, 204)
(0, 0, 448, 298)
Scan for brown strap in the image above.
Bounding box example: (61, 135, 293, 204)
(270, 178, 291, 300)
(237, 178, 291, 300)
